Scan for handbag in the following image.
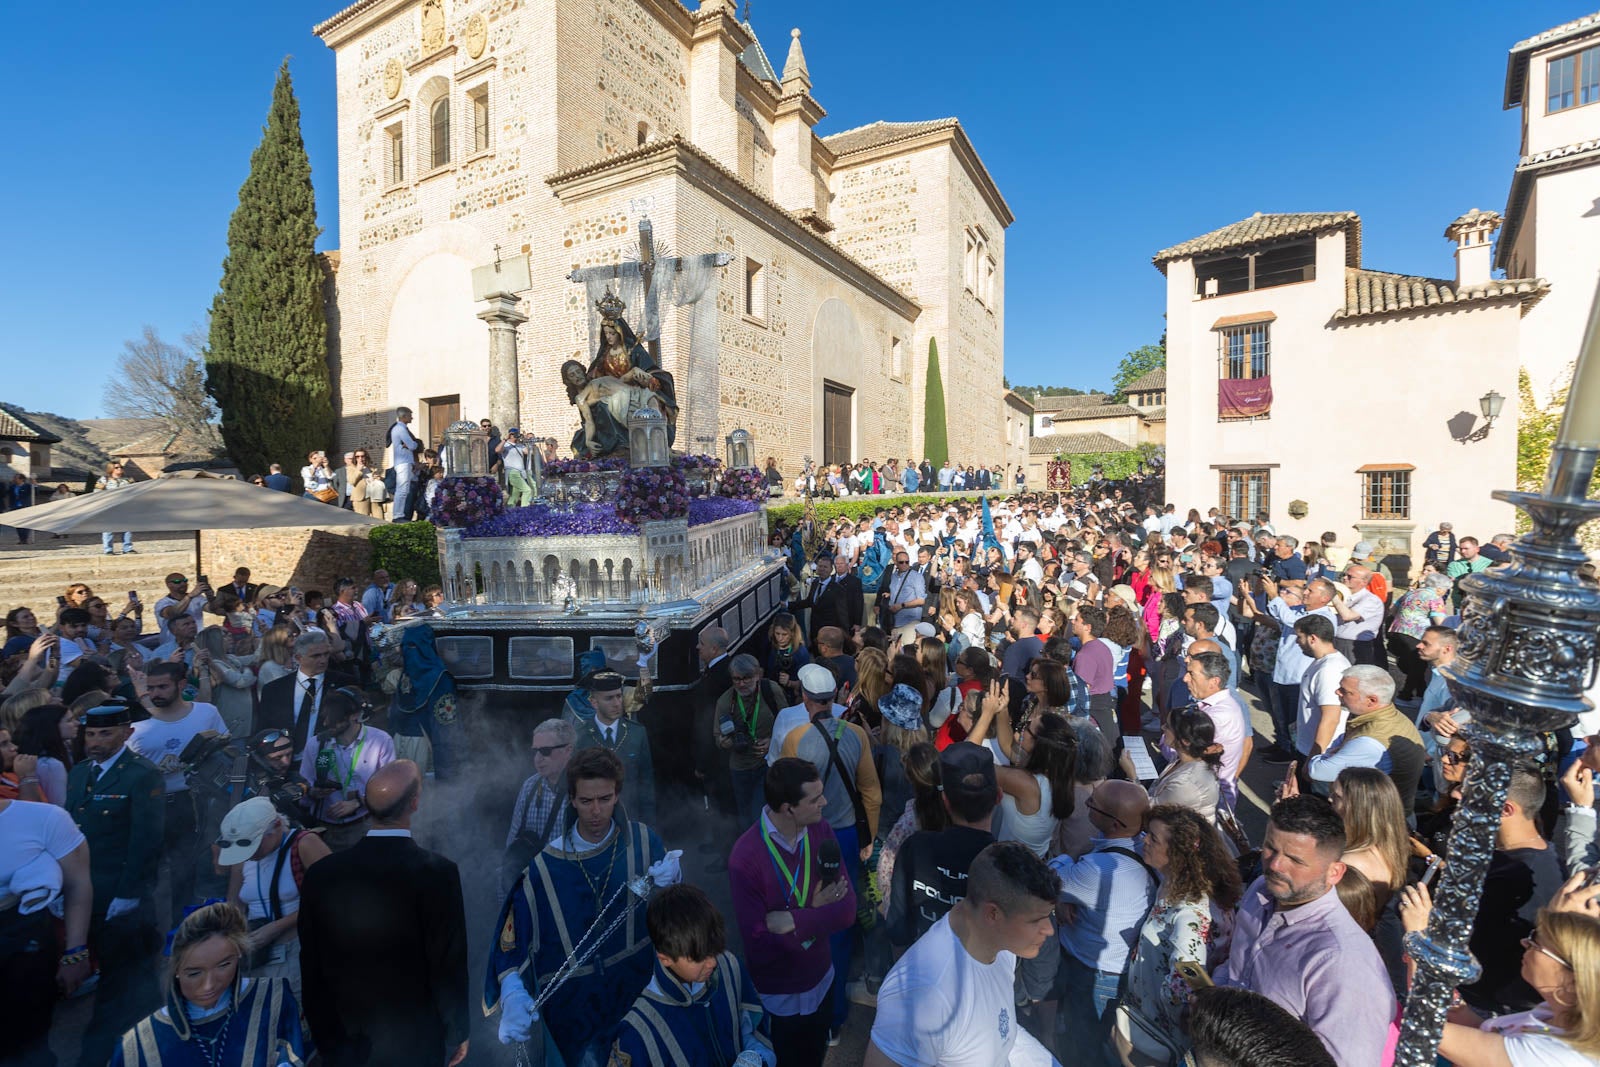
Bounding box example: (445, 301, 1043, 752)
(813, 719, 873, 847)
(1114, 1002, 1185, 1065)
(311, 486, 338, 504)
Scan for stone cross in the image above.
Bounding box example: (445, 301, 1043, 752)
(567, 217, 730, 367)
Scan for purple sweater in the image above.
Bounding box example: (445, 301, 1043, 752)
(728, 816, 857, 997)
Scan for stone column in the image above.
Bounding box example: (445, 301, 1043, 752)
(478, 293, 528, 434)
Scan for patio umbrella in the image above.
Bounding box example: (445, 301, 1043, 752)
(4, 473, 384, 575)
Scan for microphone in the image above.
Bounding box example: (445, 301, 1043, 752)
(815, 836, 842, 885)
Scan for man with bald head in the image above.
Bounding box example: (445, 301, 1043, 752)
(1332, 565, 1384, 666)
(299, 759, 471, 1067)
(1048, 779, 1156, 1064)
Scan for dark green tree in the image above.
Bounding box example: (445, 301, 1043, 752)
(924, 338, 949, 467)
(206, 60, 332, 478)
(1111, 332, 1167, 400)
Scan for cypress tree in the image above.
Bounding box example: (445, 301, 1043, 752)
(206, 60, 332, 479)
(923, 338, 949, 468)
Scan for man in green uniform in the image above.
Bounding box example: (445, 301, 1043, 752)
(67, 700, 165, 1067)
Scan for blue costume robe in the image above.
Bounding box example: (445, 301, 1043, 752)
(609, 953, 774, 1067)
(111, 976, 304, 1067)
(486, 816, 665, 1066)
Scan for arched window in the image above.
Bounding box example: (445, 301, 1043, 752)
(430, 96, 451, 169)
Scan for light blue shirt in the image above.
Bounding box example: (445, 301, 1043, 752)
(884, 567, 928, 629)
(1417, 669, 1453, 729)
(901, 468, 919, 493)
(1307, 735, 1389, 784)
(1269, 602, 1336, 686)
(1051, 837, 1157, 973)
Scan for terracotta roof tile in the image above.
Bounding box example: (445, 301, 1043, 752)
(1141, 406, 1166, 422)
(1030, 393, 1113, 412)
(1124, 368, 1166, 392)
(822, 119, 961, 156)
(1505, 12, 1600, 108)
(1153, 212, 1360, 272)
(1029, 432, 1134, 455)
(1048, 402, 1142, 422)
(0, 406, 61, 443)
(1332, 267, 1549, 322)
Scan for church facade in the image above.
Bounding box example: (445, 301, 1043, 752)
(314, 0, 1012, 474)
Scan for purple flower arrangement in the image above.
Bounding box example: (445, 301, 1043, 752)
(616, 465, 691, 524)
(543, 456, 629, 477)
(429, 476, 504, 528)
(689, 496, 762, 524)
(718, 467, 767, 502)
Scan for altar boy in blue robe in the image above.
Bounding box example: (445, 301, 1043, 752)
(486, 746, 681, 1067)
(609, 884, 774, 1067)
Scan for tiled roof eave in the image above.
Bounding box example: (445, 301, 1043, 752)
(1333, 273, 1549, 323)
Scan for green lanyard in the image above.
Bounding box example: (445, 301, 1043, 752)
(761, 821, 810, 908)
(733, 690, 759, 738)
(337, 727, 367, 789)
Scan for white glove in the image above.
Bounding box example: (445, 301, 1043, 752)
(497, 973, 538, 1045)
(734, 1052, 766, 1067)
(648, 850, 683, 888)
(106, 897, 141, 920)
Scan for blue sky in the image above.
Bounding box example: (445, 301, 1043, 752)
(0, 1, 1588, 416)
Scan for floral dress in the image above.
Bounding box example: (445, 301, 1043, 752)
(1122, 894, 1233, 1049)
(1388, 588, 1446, 640)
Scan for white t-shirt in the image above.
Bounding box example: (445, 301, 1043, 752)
(1296, 652, 1352, 756)
(153, 594, 207, 641)
(130, 703, 229, 792)
(1482, 1007, 1594, 1067)
(870, 913, 1058, 1067)
(0, 800, 85, 910)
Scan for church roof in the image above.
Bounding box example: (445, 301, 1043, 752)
(738, 21, 779, 83)
(1504, 11, 1600, 109)
(1030, 432, 1133, 456)
(1153, 212, 1361, 273)
(1332, 267, 1548, 322)
(824, 119, 961, 157)
(1124, 367, 1166, 393)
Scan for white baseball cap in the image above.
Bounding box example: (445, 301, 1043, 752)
(216, 797, 282, 866)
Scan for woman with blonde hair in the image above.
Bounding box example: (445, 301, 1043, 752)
(1331, 767, 1409, 898)
(256, 624, 298, 688)
(764, 611, 810, 706)
(110, 901, 304, 1065)
(916, 635, 949, 690)
(1401, 879, 1600, 1066)
(388, 578, 421, 621)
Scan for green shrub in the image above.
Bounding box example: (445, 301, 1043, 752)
(369, 521, 441, 587)
(766, 492, 994, 534)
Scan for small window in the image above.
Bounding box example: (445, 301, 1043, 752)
(1219, 469, 1271, 521)
(1548, 46, 1600, 113)
(637, 121, 652, 146)
(891, 337, 904, 380)
(1195, 238, 1315, 297)
(1219, 323, 1270, 380)
(981, 255, 996, 307)
(1361, 468, 1411, 520)
(963, 232, 976, 291)
(744, 258, 766, 321)
(429, 96, 450, 169)
(469, 85, 490, 153)
(385, 123, 405, 186)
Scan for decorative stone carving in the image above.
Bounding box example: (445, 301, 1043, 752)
(465, 13, 487, 59)
(383, 57, 403, 99)
(421, 0, 446, 53)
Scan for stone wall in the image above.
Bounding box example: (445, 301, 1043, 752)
(203, 527, 373, 596)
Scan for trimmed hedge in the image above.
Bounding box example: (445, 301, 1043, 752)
(1050, 443, 1163, 485)
(368, 521, 442, 588)
(766, 491, 998, 534)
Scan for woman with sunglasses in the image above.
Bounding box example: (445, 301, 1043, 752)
(1400, 876, 1600, 1066)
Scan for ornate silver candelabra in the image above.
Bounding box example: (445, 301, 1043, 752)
(1393, 442, 1600, 1065)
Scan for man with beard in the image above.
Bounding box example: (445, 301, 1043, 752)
(487, 747, 682, 1066)
(128, 661, 230, 926)
(1214, 795, 1392, 1066)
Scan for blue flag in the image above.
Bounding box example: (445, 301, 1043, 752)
(979, 495, 1003, 557)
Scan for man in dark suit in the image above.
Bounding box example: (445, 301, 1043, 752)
(690, 626, 735, 869)
(794, 553, 862, 646)
(223, 566, 259, 609)
(67, 701, 166, 1067)
(299, 759, 470, 1067)
(829, 552, 865, 635)
(255, 630, 334, 757)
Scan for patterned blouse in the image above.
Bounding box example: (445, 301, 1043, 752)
(1389, 587, 1447, 640)
(1122, 894, 1234, 1046)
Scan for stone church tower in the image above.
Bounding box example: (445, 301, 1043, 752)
(314, 0, 1012, 472)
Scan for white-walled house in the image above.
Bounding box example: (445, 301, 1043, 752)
(1156, 210, 1544, 553)
(1496, 11, 1600, 407)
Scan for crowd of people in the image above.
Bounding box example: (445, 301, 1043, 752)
(4, 475, 1600, 1067)
(779, 457, 1033, 499)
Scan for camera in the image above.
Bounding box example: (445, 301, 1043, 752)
(719, 715, 752, 753)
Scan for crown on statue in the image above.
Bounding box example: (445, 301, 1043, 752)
(595, 289, 628, 321)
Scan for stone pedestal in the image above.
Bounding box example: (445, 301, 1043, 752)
(478, 293, 528, 434)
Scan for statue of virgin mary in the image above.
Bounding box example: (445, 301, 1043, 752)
(564, 292, 678, 459)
